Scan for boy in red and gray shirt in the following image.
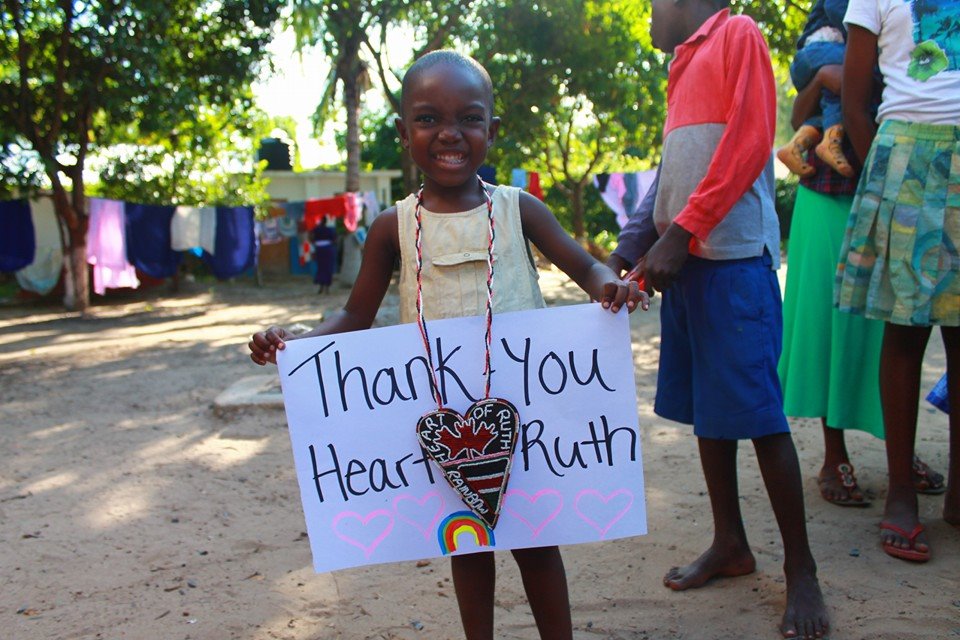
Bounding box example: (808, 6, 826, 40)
(608, 2, 829, 638)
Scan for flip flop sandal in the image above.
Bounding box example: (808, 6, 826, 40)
(913, 456, 946, 495)
(818, 462, 871, 507)
(879, 521, 930, 563)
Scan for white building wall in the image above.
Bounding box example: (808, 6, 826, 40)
(263, 170, 401, 210)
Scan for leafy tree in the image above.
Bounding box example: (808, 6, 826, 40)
(94, 94, 273, 209)
(0, 0, 281, 311)
(472, 0, 665, 244)
(288, 0, 381, 194)
(289, 0, 473, 197)
(733, 0, 810, 65)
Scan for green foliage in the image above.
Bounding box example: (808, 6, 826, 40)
(92, 95, 274, 211)
(359, 112, 403, 170)
(733, 0, 811, 66)
(0, 0, 281, 195)
(0, 0, 282, 308)
(470, 0, 665, 239)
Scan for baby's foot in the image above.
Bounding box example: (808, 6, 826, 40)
(662, 543, 756, 591)
(776, 125, 820, 178)
(815, 125, 855, 178)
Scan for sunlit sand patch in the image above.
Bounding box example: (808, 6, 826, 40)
(85, 483, 153, 527)
(183, 435, 269, 471)
(22, 471, 79, 495)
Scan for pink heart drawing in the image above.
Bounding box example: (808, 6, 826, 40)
(573, 489, 633, 539)
(393, 491, 445, 540)
(503, 489, 563, 539)
(331, 510, 395, 558)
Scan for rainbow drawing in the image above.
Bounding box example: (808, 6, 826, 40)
(437, 510, 496, 554)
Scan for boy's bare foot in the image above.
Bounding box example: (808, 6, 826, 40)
(662, 543, 756, 591)
(815, 124, 855, 178)
(776, 125, 820, 178)
(780, 567, 829, 639)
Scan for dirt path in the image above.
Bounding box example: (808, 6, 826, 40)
(1, 271, 956, 640)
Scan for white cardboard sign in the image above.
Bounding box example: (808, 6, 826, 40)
(277, 303, 646, 573)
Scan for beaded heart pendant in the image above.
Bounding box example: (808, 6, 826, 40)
(416, 398, 520, 528)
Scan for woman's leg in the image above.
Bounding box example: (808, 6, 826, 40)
(879, 322, 932, 555)
(819, 419, 868, 505)
(941, 326, 959, 526)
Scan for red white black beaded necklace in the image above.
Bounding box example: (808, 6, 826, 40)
(412, 176, 521, 529)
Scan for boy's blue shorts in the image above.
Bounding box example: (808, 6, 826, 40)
(654, 252, 790, 440)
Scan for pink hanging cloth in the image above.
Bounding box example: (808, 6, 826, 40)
(86, 198, 140, 296)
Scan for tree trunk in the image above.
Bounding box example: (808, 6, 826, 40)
(49, 181, 90, 313)
(570, 182, 586, 242)
(344, 77, 361, 194)
(67, 224, 90, 313)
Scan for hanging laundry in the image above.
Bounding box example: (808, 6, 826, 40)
(342, 193, 361, 233)
(510, 168, 528, 189)
(171, 205, 217, 252)
(259, 217, 283, 244)
(593, 170, 658, 228)
(199, 206, 217, 255)
(285, 233, 314, 276)
(597, 173, 628, 221)
(282, 200, 305, 222)
(360, 191, 381, 226)
(87, 198, 140, 295)
(0, 199, 35, 272)
(15, 198, 62, 295)
(304, 195, 348, 230)
(273, 202, 298, 238)
(527, 172, 543, 200)
(125, 203, 182, 278)
(595, 173, 611, 193)
(202, 206, 256, 279)
(478, 164, 498, 185)
(298, 232, 313, 266)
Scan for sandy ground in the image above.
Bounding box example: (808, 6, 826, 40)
(1, 268, 957, 640)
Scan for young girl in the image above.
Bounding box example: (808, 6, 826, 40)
(249, 50, 646, 639)
(838, 0, 959, 562)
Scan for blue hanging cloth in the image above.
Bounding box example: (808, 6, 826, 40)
(124, 203, 182, 278)
(0, 199, 36, 272)
(203, 206, 256, 279)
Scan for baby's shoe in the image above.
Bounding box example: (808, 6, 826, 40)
(776, 125, 821, 178)
(815, 124, 855, 178)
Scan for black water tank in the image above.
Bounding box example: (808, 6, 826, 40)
(257, 137, 293, 170)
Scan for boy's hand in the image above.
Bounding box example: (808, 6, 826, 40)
(643, 223, 692, 292)
(249, 326, 293, 366)
(600, 279, 649, 313)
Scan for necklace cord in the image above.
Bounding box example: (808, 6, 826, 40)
(414, 177, 495, 408)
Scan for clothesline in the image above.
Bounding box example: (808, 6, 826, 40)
(0, 196, 258, 296)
